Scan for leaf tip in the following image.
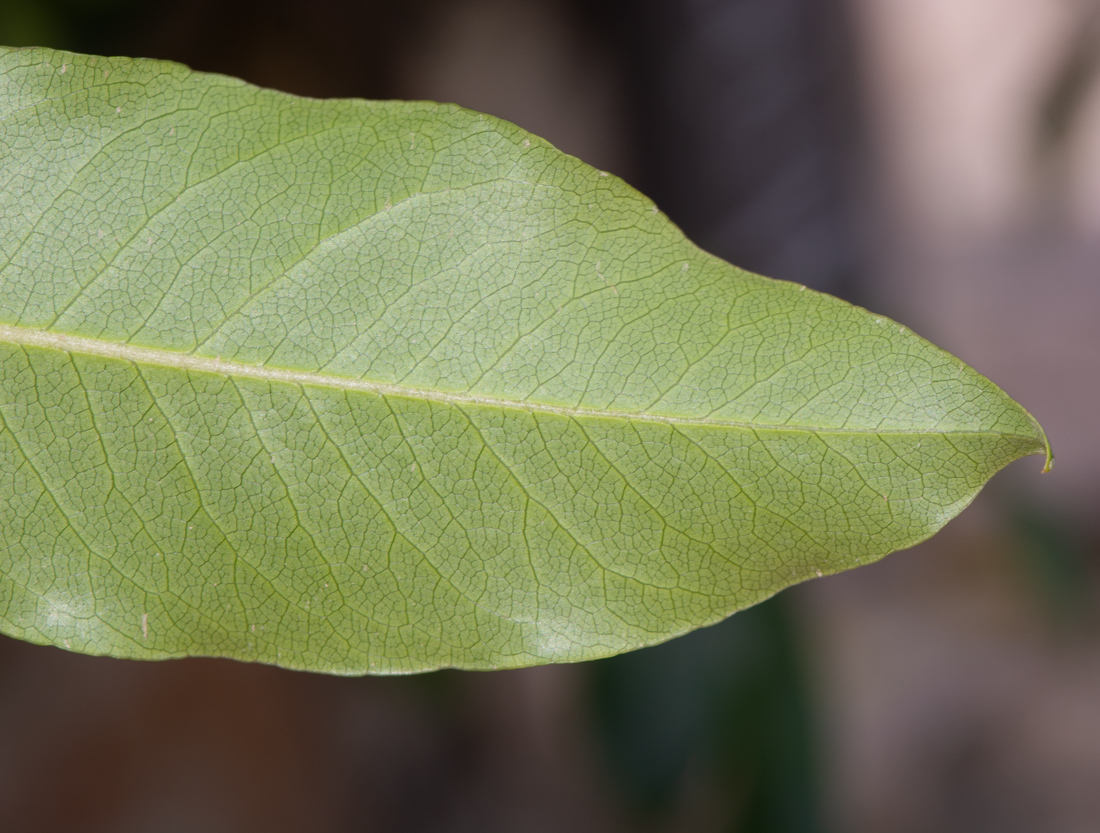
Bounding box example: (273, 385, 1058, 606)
(1041, 444, 1055, 474)
(1029, 411, 1054, 473)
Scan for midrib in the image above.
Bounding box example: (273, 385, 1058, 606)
(0, 322, 1018, 438)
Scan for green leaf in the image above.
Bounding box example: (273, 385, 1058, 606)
(0, 46, 1050, 674)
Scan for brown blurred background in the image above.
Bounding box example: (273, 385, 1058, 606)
(1, 1, 1098, 831)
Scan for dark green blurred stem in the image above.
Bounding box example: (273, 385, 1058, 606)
(590, 593, 819, 833)
(1008, 502, 1094, 627)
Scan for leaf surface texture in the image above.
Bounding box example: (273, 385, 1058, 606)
(0, 47, 1049, 672)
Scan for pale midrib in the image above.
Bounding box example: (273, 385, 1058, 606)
(0, 323, 1026, 439)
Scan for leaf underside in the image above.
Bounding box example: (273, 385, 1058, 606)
(0, 47, 1049, 674)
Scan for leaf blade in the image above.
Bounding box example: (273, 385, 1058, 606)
(0, 46, 1049, 673)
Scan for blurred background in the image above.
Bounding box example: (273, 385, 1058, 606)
(1, 0, 1098, 830)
